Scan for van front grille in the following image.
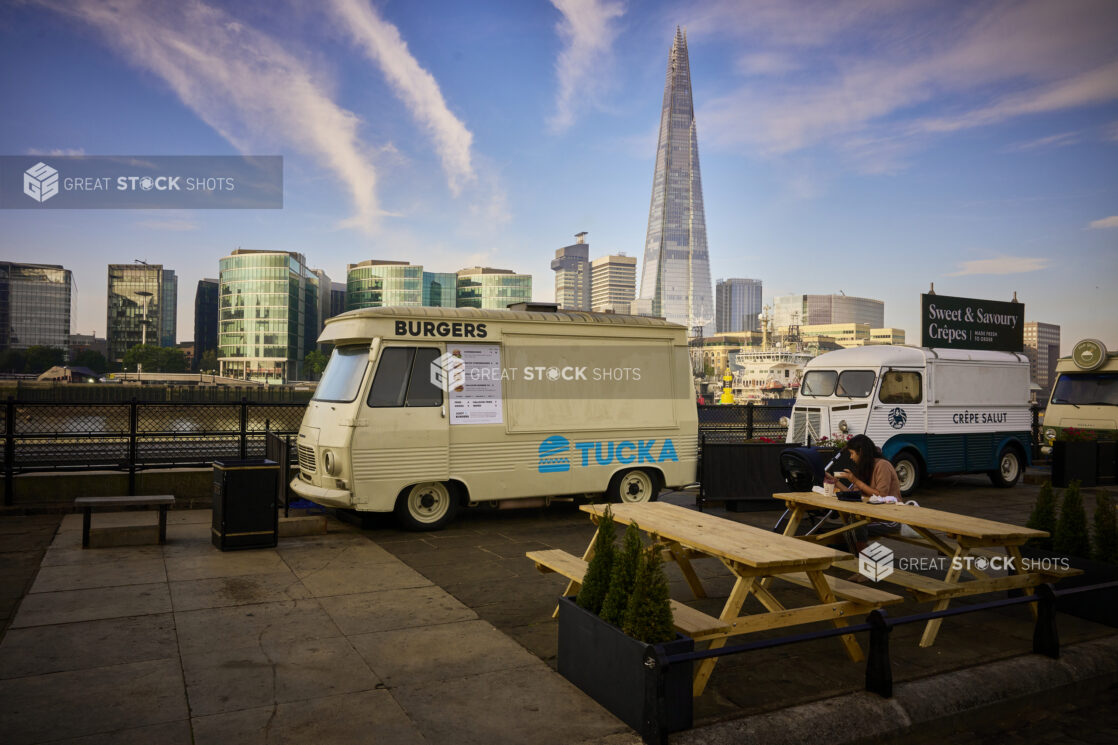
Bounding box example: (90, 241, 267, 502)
(791, 411, 821, 445)
(297, 445, 317, 474)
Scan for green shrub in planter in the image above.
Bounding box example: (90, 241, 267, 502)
(622, 545, 675, 644)
(1054, 480, 1091, 559)
(1094, 492, 1118, 564)
(577, 507, 616, 614)
(600, 522, 643, 626)
(1026, 481, 1057, 550)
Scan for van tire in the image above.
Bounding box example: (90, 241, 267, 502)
(892, 452, 921, 497)
(989, 446, 1023, 488)
(609, 469, 661, 504)
(395, 482, 459, 531)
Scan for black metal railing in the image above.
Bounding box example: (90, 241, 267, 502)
(637, 580, 1118, 745)
(3, 397, 303, 503)
(697, 402, 792, 444)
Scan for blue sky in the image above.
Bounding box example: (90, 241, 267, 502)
(1, 0, 1116, 352)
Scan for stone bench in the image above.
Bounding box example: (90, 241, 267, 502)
(74, 495, 176, 549)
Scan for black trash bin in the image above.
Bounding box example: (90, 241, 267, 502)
(212, 459, 280, 551)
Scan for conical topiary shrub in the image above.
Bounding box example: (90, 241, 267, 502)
(622, 544, 675, 644)
(1054, 480, 1091, 559)
(1026, 481, 1058, 550)
(576, 506, 616, 614)
(1093, 491, 1118, 564)
(600, 522, 643, 626)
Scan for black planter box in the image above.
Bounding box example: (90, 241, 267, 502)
(1020, 547, 1118, 628)
(1097, 441, 1117, 486)
(212, 459, 280, 551)
(1051, 441, 1098, 488)
(557, 596, 693, 733)
(701, 441, 788, 510)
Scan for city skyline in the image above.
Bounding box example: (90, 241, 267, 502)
(0, 1, 1115, 352)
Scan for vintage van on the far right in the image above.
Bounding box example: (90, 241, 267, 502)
(1042, 339, 1118, 452)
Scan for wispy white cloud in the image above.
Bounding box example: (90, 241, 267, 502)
(687, 0, 1118, 172)
(26, 148, 86, 156)
(548, 0, 625, 133)
(329, 0, 475, 195)
(135, 219, 199, 231)
(36, 0, 383, 233)
(948, 256, 1050, 276)
(1089, 216, 1118, 229)
(1003, 131, 1081, 152)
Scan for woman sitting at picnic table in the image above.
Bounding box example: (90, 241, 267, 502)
(834, 434, 902, 552)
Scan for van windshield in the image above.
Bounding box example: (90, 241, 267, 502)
(801, 370, 836, 396)
(1051, 372, 1118, 407)
(836, 370, 876, 398)
(312, 345, 370, 402)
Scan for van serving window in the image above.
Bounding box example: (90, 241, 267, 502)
(312, 345, 370, 403)
(836, 370, 875, 398)
(801, 370, 836, 396)
(367, 347, 444, 408)
(879, 371, 923, 404)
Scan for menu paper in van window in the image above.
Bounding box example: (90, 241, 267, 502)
(448, 344, 503, 425)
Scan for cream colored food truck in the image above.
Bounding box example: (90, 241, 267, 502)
(290, 306, 699, 529)
(1042, 339, 1118, 450)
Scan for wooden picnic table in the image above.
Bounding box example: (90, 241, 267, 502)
(773, 491, 1070, 647)
(541, 502, 903, 696)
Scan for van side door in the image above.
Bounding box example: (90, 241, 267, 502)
(869, 368, 927, 457)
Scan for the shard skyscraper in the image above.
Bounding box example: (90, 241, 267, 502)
(636, 27, 713, 335)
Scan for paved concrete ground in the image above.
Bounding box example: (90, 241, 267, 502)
(0, 510, 637, 745)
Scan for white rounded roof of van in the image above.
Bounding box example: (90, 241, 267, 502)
(804, 345, 1029, 367)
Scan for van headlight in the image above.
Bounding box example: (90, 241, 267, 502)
(779, 416, 790, 427)
(1044, 428, 1056, 445)
(323, 449, 339, 476)
(838, 419, 848, 433)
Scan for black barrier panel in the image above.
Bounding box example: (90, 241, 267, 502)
(699, 442, 789, 506)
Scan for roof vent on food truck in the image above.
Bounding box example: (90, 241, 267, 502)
(1072, 339, 1109, 371)
(507, 302, 560, 312)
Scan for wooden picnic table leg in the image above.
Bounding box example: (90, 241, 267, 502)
(806, 569, 863, 662)
(1006, 545, 1038, 620)
(919, 543, 968, 647)
(554, 520, 600, 618)
(692, 575, 755, 697)
(781, 505, 807, 537)
(666, 540, 707, 599)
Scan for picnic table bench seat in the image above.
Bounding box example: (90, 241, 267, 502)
(74, 495, 176, 549)
(526, 548, 731, 639)
(773, 571, 905, 606)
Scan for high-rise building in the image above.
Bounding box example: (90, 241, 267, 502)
(160, 269, 177, 347)
(773, 294, 884, 331)
(346, 261, 423, 310)
(422, 272, 457, 307)
(456, 267, 533, 309)
(330, 282, 347, 318)
(590, 254, 637, 313)
(1024, 321, 1061, 395)
(193, 278, 219, 372)
(311, 268, 334, 337)
(0, 262, 72, 354)
(107, 263, 165, 362)
(637, 28, 714, 334)
(716, 278, 763, 333)
(552, 232, 591, 311)
(218, 250, 316, 382)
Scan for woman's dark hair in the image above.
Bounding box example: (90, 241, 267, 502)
(844, 434, 878, 484)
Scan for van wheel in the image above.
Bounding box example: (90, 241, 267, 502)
(892, 453, 920, 497)
(610, 469, 660, 504)
(395, 482, 458, 531)
(989, 447, 1022, 488)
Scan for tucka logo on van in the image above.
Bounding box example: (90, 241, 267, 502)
(537, 435, 678, 474)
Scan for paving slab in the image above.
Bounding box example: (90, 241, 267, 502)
(391, 664, 627, 745)
(11, 583, 172, 628)
(29, 556, 167, 593)
(0, 658, 188, 745)
(174, 598, 343, 655)
(278, 541, 399, 576)
(40, 544, 164, 568)
(298, 561, 432, 598)
(164, 549, 291, 582)
(0, 613, 178, 679)
(317, 585, 477, 636)
(169, 570, 309, 612)
(44, 720, 194, 745)
(350, 618, 541, 686)
(190, 689, 427, 745)
(181, 635, 381, 717)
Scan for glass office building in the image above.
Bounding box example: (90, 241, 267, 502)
(716, 278, 763, 333)
(107, 263, 165, 363)
(590, 254, 637, 313)
(551, 233, 591, 311)
(422, 272, 458, 307)
(160, 269, 177, 347)
(346, 261, 423, 310)
(0, 262, 72, 353)
(773, 294, 885, 331)
(456, 267, 533, 309)
(193, 278, 219, 371)
(218, 250, 316, 382)
(637, 28, 714, 334)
